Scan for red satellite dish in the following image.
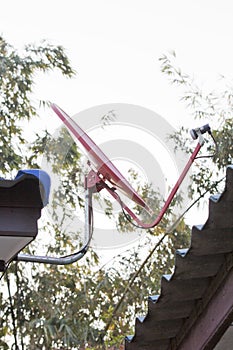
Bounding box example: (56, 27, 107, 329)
(15, 107, 213, 267)
(51, 103, 152, 214)
(51, 103, 210, 229)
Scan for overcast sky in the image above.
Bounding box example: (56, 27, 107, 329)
(1, 0, 232, 130)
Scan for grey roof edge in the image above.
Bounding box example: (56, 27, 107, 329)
(125, 165, 233, 349)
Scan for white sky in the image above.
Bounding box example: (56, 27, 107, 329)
(1, 0, 233, 129)
(1, 1, 232, 257)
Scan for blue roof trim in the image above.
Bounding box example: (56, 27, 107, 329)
(15, 169, 51, 206)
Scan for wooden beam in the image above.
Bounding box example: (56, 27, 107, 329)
(177, 264, 233, 350)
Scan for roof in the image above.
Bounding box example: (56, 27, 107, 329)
(125, 165, 233, 350)
(0, 169, 51, 269)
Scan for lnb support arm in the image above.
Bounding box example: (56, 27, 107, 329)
(105, 125, 211, 229)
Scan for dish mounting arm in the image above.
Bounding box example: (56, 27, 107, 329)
(16, 173, 97, 265)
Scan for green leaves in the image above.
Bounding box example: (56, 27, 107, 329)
(25, 41, 75, 77)
(0, 36, 75, 175)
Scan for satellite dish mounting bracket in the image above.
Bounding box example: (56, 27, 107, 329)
(16, 172, 96, 265)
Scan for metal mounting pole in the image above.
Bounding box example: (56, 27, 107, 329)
(16, 175, 96, 265)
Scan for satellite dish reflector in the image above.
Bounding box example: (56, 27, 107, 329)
(51, 103, 212, 229)
(51, 103, 152, 214)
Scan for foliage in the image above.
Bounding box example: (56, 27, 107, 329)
(0, 36, 75, 177)
(159, 51, 232, 198)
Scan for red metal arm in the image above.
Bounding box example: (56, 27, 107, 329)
(104, 141, 202, 229)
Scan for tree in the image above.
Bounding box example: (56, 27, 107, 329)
(0, 41, 211, 349)
(0, 37, 74, 175)
(159, 51, 232, 198)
